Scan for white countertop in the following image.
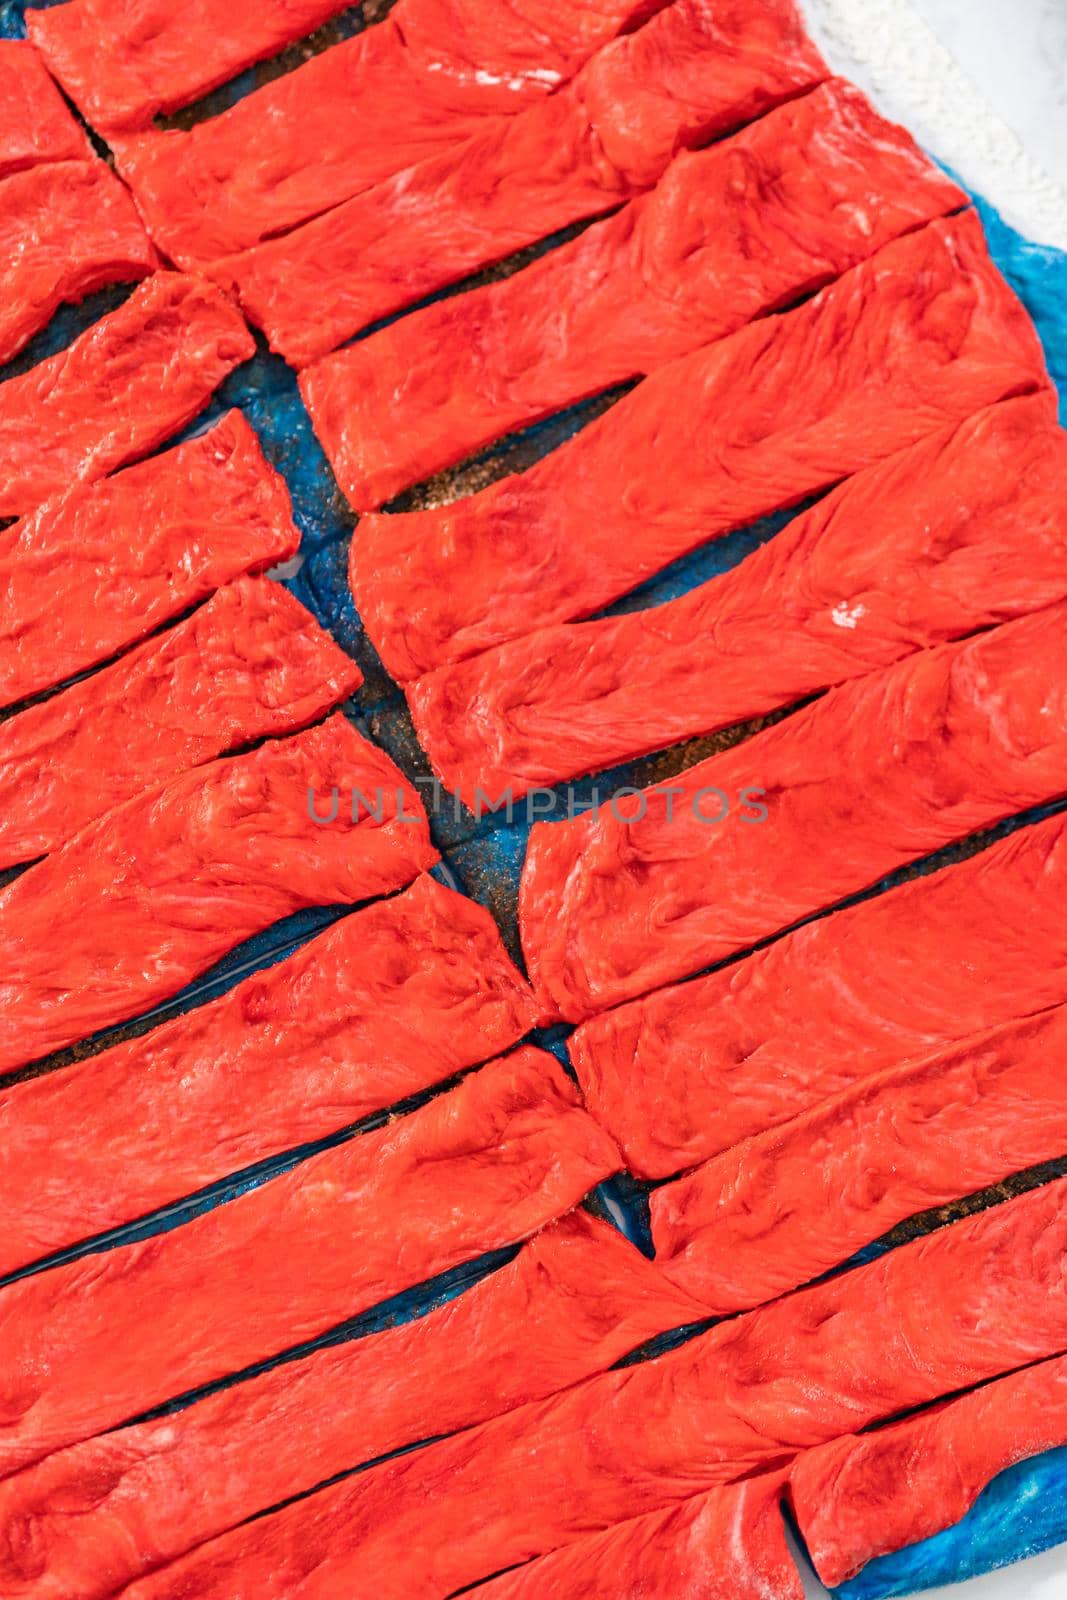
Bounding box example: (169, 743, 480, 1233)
(914, 0, 1066, 189)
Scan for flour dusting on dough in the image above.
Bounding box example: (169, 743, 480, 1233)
(832, 601, 867, 628)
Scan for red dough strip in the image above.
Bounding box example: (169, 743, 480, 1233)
(0, 409, 298, 711)
(0, 1047, 620, 1481)
(411, 394, 1067, 805)
(30, 0, 661, 135)
(521, 601, 1067, 1021)
(0, 273, 254, 517)
(121, 1178, 1067, 1600)
(0, 715, 436, 1074)
(27, 0, 360, 131)
(0, 40, 91, 176)
(791, 1354, 1067, 1588)
(0, 160, 156, 366)
(222, 0, 828, 364)
(0, 576, 359, 869)
(305, 79, 963, 503)
(352, 211, 1048, 682)
(0, 1211, 702, 1600)
(571, 809, 1067, 1179)
(108, 0, 665, 263)
(477, 1476, 801, 1600)
(651, 1007, 1067, 1313)
(0, 874, 539, 1279)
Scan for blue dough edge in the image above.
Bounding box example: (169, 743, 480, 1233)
(833, 1445, 1067, 1598)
